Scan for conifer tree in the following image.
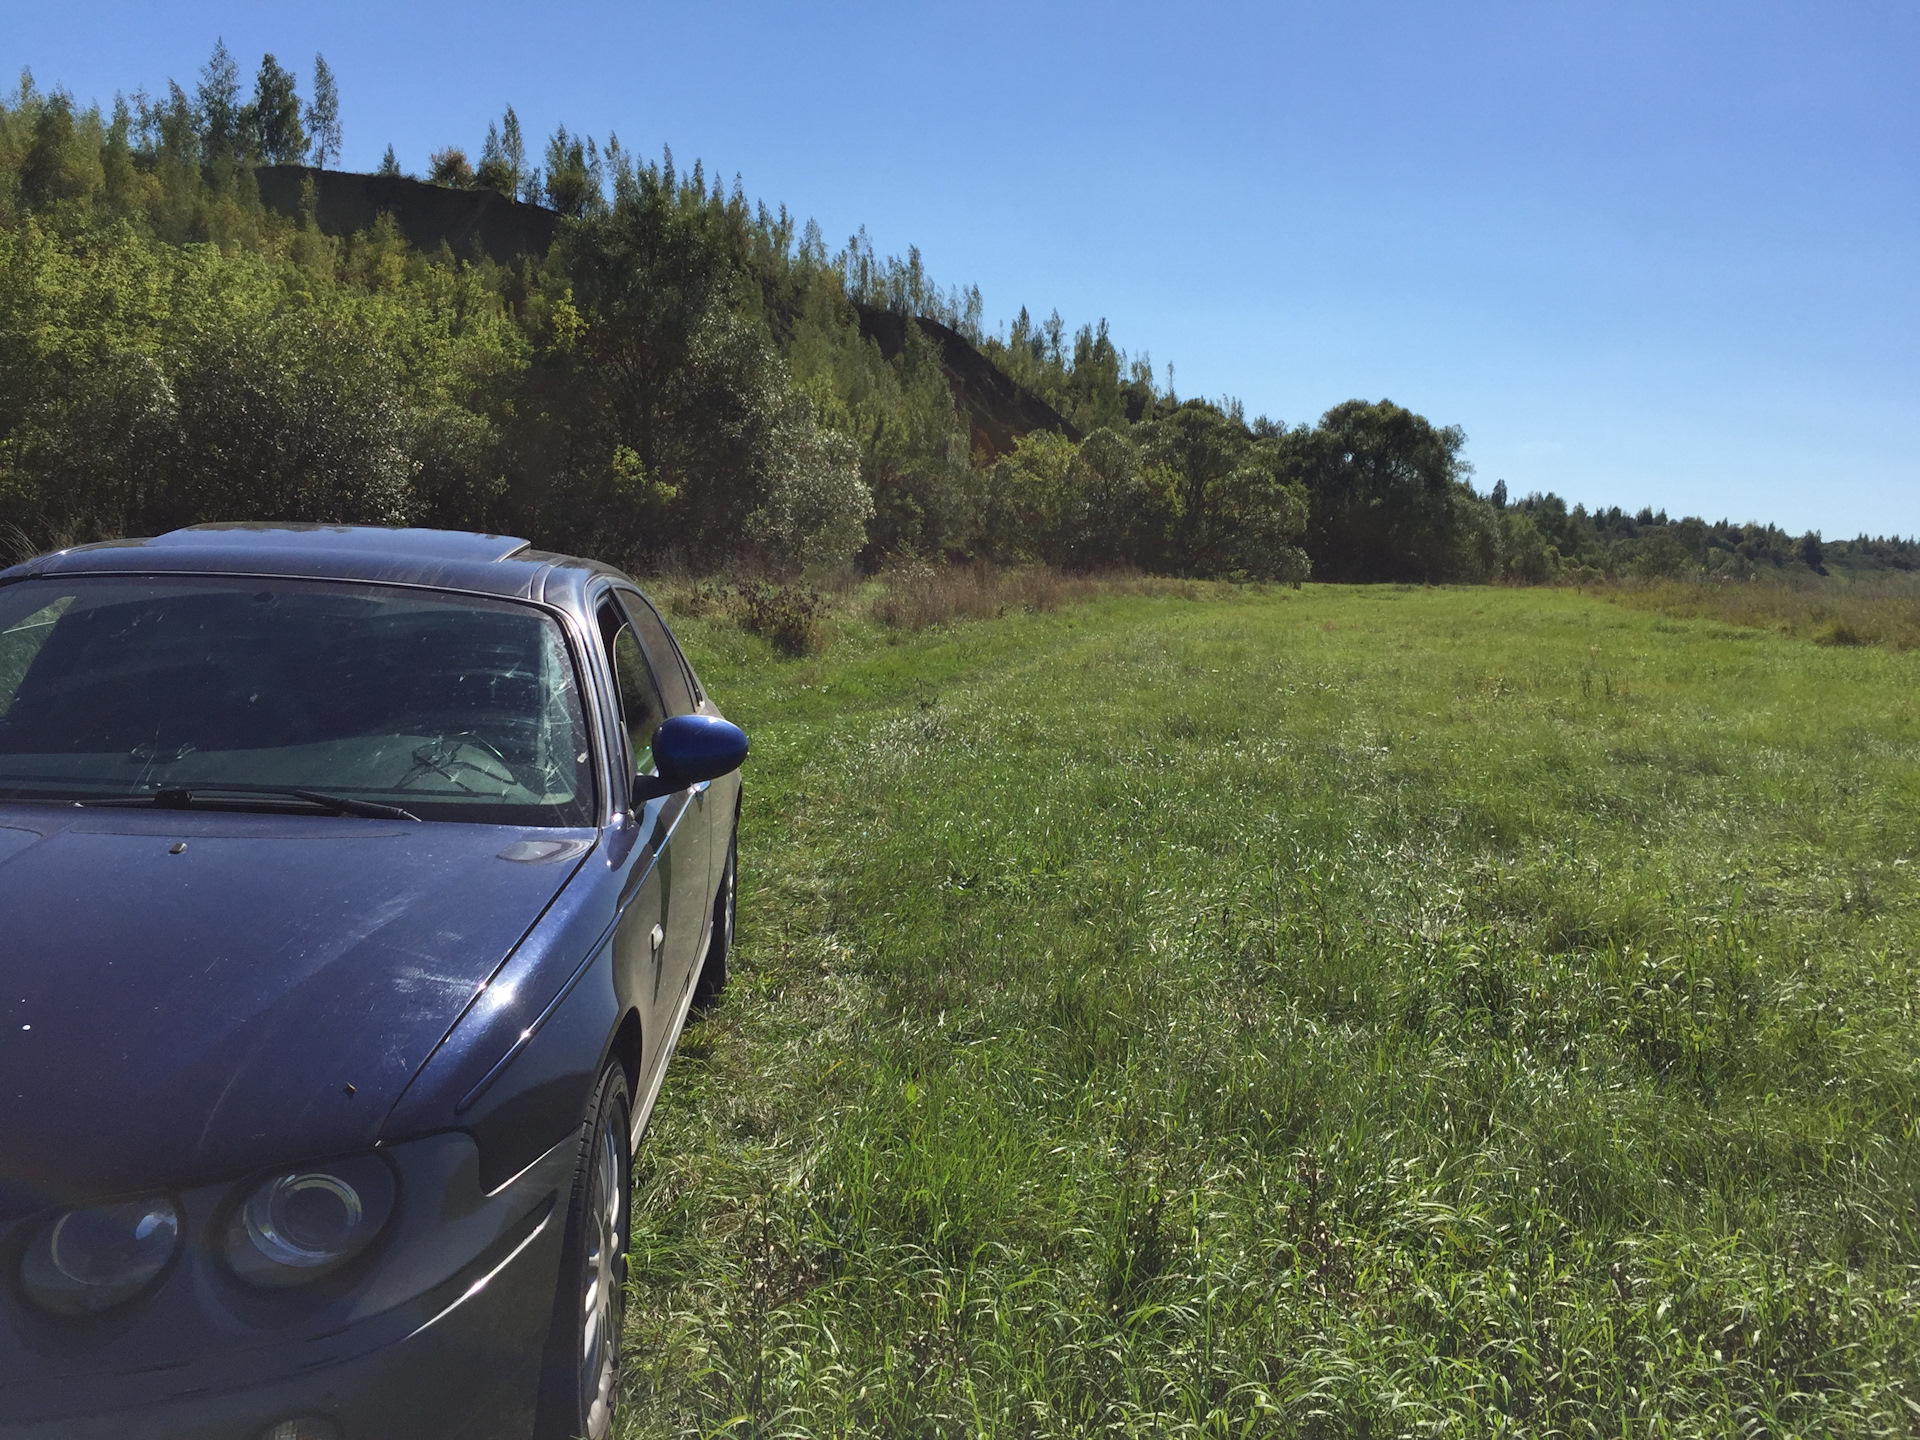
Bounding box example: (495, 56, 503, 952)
(305, 54, 340, 168)
(542, 125, 602, 216)
(475, 106, 528, 198)
(504, 107, 527, 197)
(476, 121, 510, 193)
(195, 39, 241, 161)
(249, 54, 305, 164)
(159, 81, 198, 162)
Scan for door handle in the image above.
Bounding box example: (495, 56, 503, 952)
(649, 923, 664, 952)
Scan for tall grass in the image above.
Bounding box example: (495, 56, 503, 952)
(666, 578, 832, 655)
(622, 584, 1920, 1437)
(658, 563, 1216, 650)
(868, 563, 1204, 631)
(1607, 571, 1920, 650)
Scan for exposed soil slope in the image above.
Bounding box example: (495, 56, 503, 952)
(256, 165, 558, 268)
(852, 303, 1079, 459)
(256, 167, 1071, 458)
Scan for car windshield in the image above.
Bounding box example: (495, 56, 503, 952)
(0, 575, 595, 826)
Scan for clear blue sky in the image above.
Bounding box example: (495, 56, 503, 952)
(8, 2, 1917, 536)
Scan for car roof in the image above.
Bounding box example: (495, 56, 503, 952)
(0, 523, 629, 609)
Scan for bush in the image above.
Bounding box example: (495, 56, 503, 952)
(735, 580, 827, 655)
(427, 147, 473, 187)
(1502, 510, 1561, 584)
(0, 221, 436, 540)
(548, 199, 872, 571)
(668, 578, 735, 620)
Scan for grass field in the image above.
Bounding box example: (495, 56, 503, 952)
(616, 584, 1920, 1438)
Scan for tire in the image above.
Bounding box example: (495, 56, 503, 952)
(534, 1061, 631, 1440)
(691, 824, 737, 1010)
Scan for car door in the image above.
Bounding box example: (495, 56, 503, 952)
(613, 588, 713, 1001)
(594, 592, 701, 1084)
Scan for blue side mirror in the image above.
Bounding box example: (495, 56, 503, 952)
(632, 714, 748, 804)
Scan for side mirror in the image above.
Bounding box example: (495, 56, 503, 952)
(631, 714, 749, 804)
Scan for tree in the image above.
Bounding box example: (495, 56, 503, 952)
(18, 95, 102, 208)
(543, 174, 870, 568)
(1797, 531, 1827, 575)
(195, 39, 241, 162)
(428, 147, 474, 187)
(1631, 530, 1694, 579)
(0, 221, 431, 542)
(475, 106, 529, 197)
(785, 274, 976, 562)
(1502, 511, 1560, 583)
(1135, 402, 1309, 581)
(377, 144, 400, 176)
(542, 125, 604, 217)
(1062, 321, 1128, 431)
(304, 53, 340, 168)
(507, 110, 543, 204)
(503, 108, 527, 194)
(249, 54, 305, 163)
(156, 82, 199, 166)
(475, 122, 509, 194)
(982, 430, 1076, 562)
(1294, 399, 1479, 582)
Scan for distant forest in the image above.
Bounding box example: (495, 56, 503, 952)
(1, 45, 1911, 583)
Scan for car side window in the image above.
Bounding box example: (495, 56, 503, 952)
(617, 591, 696, 715)
(596, 598, 667, 777)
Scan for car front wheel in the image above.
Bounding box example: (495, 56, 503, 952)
(535, 1060, 631, 1440)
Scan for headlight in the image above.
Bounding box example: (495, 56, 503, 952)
(19, 1195, 180, 1315)
(226, 1154, 396, 1287)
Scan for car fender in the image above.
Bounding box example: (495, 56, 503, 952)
(381, 844, 630, 1192)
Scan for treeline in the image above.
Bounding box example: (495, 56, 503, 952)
(1493, 490, 1911, 582)
(0, 48, 1897, 584)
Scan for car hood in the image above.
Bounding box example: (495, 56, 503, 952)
(0, 807, 593, 1216)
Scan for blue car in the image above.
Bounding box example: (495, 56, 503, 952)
(0, 525, 747, 1440)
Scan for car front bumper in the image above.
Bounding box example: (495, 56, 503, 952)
(0, 1136, 571, 1440)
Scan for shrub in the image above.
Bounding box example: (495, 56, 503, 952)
(668, 578, 735, 620)
(735, 580, 826, 655)
(427, 147, 473, 187)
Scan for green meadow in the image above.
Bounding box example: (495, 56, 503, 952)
(619, 584, 1920, 1438)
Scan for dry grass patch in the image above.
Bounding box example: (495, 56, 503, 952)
(1606, 573, 1920, 650)
(869, 562, 1210, 631)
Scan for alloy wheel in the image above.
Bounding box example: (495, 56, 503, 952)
(576, 1098, 627, 1436)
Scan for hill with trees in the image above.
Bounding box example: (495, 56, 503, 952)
(0, 47, 1904, 584)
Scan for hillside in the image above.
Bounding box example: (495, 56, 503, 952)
(850, 302, 1079, 459)
(0, 58, 1907, 585)
(255, 163, 558, 266)
(256, 165, 1079, 464)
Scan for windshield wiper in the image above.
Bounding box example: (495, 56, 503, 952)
(85, 786, 420, 821)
